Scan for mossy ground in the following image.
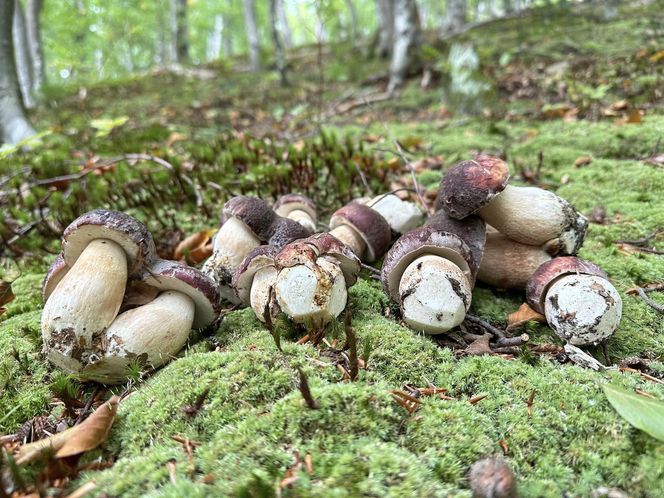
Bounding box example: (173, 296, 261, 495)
(2, 2, 664, 497)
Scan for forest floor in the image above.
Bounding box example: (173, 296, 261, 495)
(2, 2, 664, 497)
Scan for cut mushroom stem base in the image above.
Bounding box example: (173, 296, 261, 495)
(250, 266, 278, 322)
(330, 224, 366, 257)
(399, 255, 471, 334)
(80, 291, 195, 384)
(41, 239, 128, 374)
(544, 274, 622, 345)
(275, 258, 347, 327)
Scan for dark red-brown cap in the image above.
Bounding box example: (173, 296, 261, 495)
(42, 253, 68, 302)
(381, 227, 474, 304)
(276, 233, 361, 287)
(267, 218, 311, 249)
(526, 256, 608, 313)
(62, 209, 156, 275)
(273, 194, 317, 220)
(222, 196, 276, 241)
(426, 210, 486, 282)
(232, 245, 278, 306)
(141, 259, 221, 328)
(329, 202, 392, 262)
(436, 155, 510, 219)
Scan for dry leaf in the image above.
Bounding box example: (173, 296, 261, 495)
(615, 109, 643, 125)
(507, 303, 546, 331)
(573, 155, 593, 168)
(0, 280, 15, 317)
(616, 243, 641, 256)
(560, 173, 570, 185)
(465, 333, 493, 356)
(649, 50, 664, 64)
(174, 230, 214, 264)
(17, 396, 120, 465)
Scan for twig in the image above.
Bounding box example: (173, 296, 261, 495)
(392, 139, 431, 215)
(634, 287, 664, 314)
(360, 262, 380, 275)
(74, 386, 102, 425)
(496, 334, 529, 348)
(297, 368, 319, 409)
(464, 314, 506, 339)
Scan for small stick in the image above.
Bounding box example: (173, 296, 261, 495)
(496, 334, 529, 348)
(634, 287, 664, 314)
(74, 386, 102, 425)
(297, 368, 319, 409)
(468, 394, 488, 405)
(464, 314, 506, 339)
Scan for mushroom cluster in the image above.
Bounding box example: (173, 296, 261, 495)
(41, 210, 220, 383)
(420, 155, 622, 345)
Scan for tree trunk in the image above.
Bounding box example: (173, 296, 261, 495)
(173, 0, 188, 63)
(25, 0, 44, 96)
(222, 14, 234, 56)
(243, 0, 261, 71)
(502, 0, 514, 14)
(375, 0, 394, 58)
(168, 0, 178, 63)
(13, 0, 34, 109)
(276, 0, 293, 49)
(1, 0, 36, 144)
(270, 0, 288, 86)
(344, 0, 358, 43)
(207, 15, 223, 61)
(388, 0, 420, 92)
(441, 0, 468, 35)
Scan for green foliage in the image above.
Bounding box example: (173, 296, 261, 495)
(603, 385, 664, 442)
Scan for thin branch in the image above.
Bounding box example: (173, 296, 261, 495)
(634, 287, 664, 314)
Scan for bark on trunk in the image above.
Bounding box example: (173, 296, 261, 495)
(243, 0, 261, 71)
(441, 0, 468, 35)
(25, 0, 44, 96)
(174, 0, 188, 63)
(388, 0, 420, 92)
(13, 0, 34, 109)
(0, 0, 36, 144)
(270, 0, 288, 86)
(375, 0, 394, 58)
(344, 0, 358, 42)
(276, 0, 293, 48)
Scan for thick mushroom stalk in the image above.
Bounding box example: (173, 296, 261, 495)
(381, 210, 485, 334)
(274, 194, 318, 233)
(202, 196, 310, 303)
(80, 260, 220, 383)
(477, 227, 551, 289)
(526, 257, 622, 345)
(437, 155, 587, 255)
(328, 201, 392, 262)
(270, 233, 361, 327)
(41, 210, 155, 374)
(363, 193, 424, 235)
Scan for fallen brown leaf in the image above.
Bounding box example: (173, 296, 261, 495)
(573, 155, 593, 168)
(465, 333, 493, 356)
(0, 280, 15, 317)
(174, 230, 214, 264)
(507, 303, 546, 331)
(17, 396, 120, 465)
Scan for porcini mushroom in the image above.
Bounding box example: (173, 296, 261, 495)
(202, 196, 311, 303)
(274, 194, 318, 232)
(233, 246, 280, 322)
(363, 193, 424, 235)
(42, 253, 68, 302)
(79, 259, 220, 383)
(437, 155, 587, 255)
(477, 227, 552, 289)
(381, 210, 485, 334)
(328, 201, 392, 262)
(41, 210, 156, 374)
(526, 257, 622, 345)
(273, 233, 361, 326)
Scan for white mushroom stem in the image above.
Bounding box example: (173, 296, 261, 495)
(209, 216, 262, 270)
(366, 195, 423, 234)
(477, 230, 551, 289)
(279, 208, 316, 233)
(478, 185, 576, 246)
(250, 266, 278, 322)
(544, 274, 622, 346)
(398, 254, 471, 334)
(330, 224, 366, 257)
(41, 239, 128, 373)
(80, 291, 195, 384)
(274, 258, 347, 327)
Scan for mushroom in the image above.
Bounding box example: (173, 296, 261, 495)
(79, 259, 220, 384)
(273, 194, 318, 232)
(381, 210, 486, 334)
(42, 253, 68, 302)
(41, 210, 156, 374)
(526, 257, 622, 345)
(272, 233, 360, 326)
(328, 201, 392, 262)
(477, 226, 552, 289)
(233, 246, 280, 322)
(202, 196, 311, 303)
(363, 193, 424, 235)
(436, 155, 587, 255)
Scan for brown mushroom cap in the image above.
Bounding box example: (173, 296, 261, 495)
(267, 218, 312, 249)
(62, 209, 156, 274)
(425, 210, 486, 282)
(273, 194, 317, 220)
(526, 256, 608, 313)
(42, 253, 68, 302)
(276, 233, 361, 287)
(141, 259, 221, 328)
(329, 202, 392, 262)
(233, 245, 279, 305)
(436, 155, 510, 219)
(381, 227, 473, 304)
(222, 196, 276, 241)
